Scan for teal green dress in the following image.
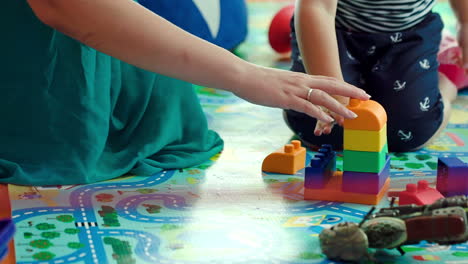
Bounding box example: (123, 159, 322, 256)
(0, 1, 223, 185)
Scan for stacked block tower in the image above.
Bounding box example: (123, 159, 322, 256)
(342, 99, 390, 197)
(304, 99, 391, 205)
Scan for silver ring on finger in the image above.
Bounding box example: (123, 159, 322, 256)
(307, 88, 315, 101)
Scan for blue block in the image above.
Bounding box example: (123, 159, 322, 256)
(342, 156, 391, 194)
(304, 144, 336, 189)
(0, 219, 15, 261)
(436, 157, 468, 196)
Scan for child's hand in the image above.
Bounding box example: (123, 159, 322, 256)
(458, 23, 468, 73)
(233, 65, 369, 124)
(313, 97, 350, 136)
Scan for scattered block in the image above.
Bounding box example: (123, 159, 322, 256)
(342, 156, 391, 194)
(304, 145, 336, 189)
(399, 180, 444, 206)
(0, 219, 15, 262)
(436, 157, 468, 196)
(343, 144, 388, 173)
(262, 140, 306, 175)
(344, 124, 387, 152)
(343, 99, 387, 131)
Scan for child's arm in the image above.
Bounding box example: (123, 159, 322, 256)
(296, 0, 342, 80)
(449, 0, 468, 70)
(27, 0, 369, 123)
(295, 0, 347, 135)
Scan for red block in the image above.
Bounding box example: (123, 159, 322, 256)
(399, 180, 444, 206)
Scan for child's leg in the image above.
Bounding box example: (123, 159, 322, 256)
(414, 31, 464, 149)
(412, 72, 457, 150)
(361, 13, 448, 152)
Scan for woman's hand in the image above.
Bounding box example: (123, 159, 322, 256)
(232, 64, 369, 123)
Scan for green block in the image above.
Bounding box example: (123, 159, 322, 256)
(343, 144, 388, 173)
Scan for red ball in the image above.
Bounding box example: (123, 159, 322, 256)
(268, 4, 295, 53)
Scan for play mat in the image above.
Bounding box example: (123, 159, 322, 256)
(2, 1, 468, 264)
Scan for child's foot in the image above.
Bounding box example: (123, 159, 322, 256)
(438, 31, 467, 90)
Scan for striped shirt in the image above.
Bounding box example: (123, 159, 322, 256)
(335, 0, 437, 33)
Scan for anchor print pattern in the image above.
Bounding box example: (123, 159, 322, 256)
(398, 130, 414, 142)
(419, 97, 430, 111)
(390, 32, 403, 43)
(346, 50, 356, 61)
(367, 45, 376, 55)
(419, 59, 431, 69)
(393, 80, 406, 91)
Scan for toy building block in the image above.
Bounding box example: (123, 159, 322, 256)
(262, 140, 306, 175)
(304, 145, 336, 189)
(342, 156, 390, 194)
(343, 144, 388, 173)
(304, 171, 390, 205)
(343, 99, 387, 131)
(436, 157, 468, 196)
(344, 124, 387, 152)
(0, 219, 15, 262)
(399, 180, 444, 206)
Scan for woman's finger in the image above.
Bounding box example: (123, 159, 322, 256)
(306, 89, 357, 119)
(287, 96, 334, 123)
(308, 77, 370, 100)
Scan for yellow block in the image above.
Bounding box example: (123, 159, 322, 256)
(344, 124, 387, 152)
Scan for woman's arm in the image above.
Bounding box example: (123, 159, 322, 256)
(27, 0, 370, 123)
(27, 0, 249, 92)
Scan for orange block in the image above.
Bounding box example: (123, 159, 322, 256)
(344, 99, 387, 131)
(0, 185, 15, 264)
(262, 140, 306, 175)
(304, 171, 389, 205)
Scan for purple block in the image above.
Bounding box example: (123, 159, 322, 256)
(342, 156, 390, 194)
(436, 157, 468, 196)
(304, 144, 336, 189)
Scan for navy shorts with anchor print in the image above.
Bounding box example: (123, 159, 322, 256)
(284, 12, 445, 152)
